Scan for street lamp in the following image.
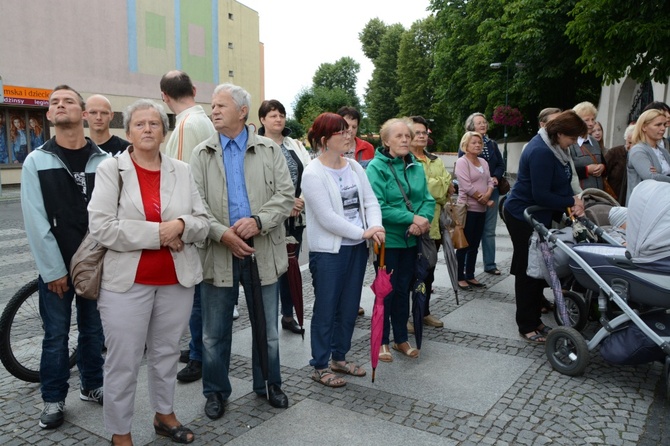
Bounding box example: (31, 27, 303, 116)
(489, 62, 509, 173)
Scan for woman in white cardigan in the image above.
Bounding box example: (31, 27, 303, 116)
(302, 112, 385, 388)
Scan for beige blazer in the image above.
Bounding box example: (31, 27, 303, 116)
(88, 148, 210, 293)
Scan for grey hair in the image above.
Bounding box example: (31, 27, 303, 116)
(123, 99, 169, 136)
(623, 123, 635, 141)
(464, 112, 486, 131)
(213, 83, 251, 122)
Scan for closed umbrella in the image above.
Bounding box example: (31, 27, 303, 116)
(370, 242, 392, 383)
(243, 239, 270, 396)
(285, 236, 305, 339)
(439, 207, 460, 305)
(538, 235, 569, 326)
(411, 236, 431, 350)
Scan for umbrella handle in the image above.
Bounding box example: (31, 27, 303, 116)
(375, 242, 386, 268)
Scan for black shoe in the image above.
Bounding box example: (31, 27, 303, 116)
(179, 349, 190, 364)
(204, 393, 225, 420)
(281, 318, 304, 335)
(39, 401, 65, 429)
(265, 383, 289, 408)
(177, 360, 202, 383)
(465, 280, 486, 288)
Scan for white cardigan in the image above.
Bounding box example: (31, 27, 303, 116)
(302, 158, 382, 253)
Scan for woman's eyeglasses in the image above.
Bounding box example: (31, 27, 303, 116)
(332, 129, 351, 136)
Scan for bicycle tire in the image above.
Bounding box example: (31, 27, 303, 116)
(0, 279, 77, 383)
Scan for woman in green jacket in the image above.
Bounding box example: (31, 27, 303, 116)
(366, 118, 435, 362)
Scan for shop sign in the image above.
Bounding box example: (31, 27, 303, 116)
(2, 85, 52, 107)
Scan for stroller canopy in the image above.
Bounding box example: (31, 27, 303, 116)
(627, 180, 670, 264)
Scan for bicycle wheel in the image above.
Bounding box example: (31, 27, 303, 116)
(0, 279, 78, 383)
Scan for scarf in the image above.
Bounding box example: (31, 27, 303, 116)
(539, 127, 571, 166)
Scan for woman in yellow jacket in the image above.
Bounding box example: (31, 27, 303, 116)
(408, 116, 452, 330)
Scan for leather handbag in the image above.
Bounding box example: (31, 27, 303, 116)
(450, 224, 469, 249)
(70, 159, 122, 300)
(70, 232, 107, 300)
(497, 176, 511, 195)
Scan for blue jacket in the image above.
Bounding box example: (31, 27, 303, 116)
(504, 133, 575, 226)
(21, 137, 109, 282)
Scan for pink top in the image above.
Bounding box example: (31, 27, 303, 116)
(455, 156, 495, 212)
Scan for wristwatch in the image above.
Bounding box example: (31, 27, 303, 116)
(251, 215, 262, 230)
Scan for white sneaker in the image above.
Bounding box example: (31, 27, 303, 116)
(233, 305, 239, 320)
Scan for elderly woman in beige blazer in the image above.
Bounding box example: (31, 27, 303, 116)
(88, 99, 209, 446)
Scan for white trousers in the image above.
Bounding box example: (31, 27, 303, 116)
(98, 283, 193, 435)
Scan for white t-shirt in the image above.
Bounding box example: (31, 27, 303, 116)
(323, 164, 364, 246)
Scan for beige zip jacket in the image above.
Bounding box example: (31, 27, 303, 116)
(190, 128, 295, 286)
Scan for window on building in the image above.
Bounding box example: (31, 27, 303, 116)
(0, 107, 50, 165)
(228, 70, 234, 77)
(228, 13, 234, 20)
(228, 42, 234, 49)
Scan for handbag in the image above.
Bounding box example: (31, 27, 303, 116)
(497, 176, 511, 195)
(388, 163, 438, 268)
(70, 232, 107, 300)
(70, 160, 122, 300)
(445, 199, 468, 248)
(450, 225, 469, 249)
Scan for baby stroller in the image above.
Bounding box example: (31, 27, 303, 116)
(523, 180, 670, 390)
(527, 191, 623, 332)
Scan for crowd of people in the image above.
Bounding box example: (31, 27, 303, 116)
(19, 73, 670, 444)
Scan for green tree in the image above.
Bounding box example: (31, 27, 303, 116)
(359, 18, 388, 61)
(429, 0, 601, 148)
(365, 23, 406, 129)
(312, 57, 361, 101)
(292, 86, 355, 130)
(566, 0, 670, 84)
(397, 16, 448, 149)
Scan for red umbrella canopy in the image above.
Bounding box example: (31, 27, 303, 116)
(370, 243, 392, 382)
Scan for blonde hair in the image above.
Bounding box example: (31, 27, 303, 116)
(460, 131, 483, 153)
(573, 101, 598, 119)
(631, 109, 666, 146)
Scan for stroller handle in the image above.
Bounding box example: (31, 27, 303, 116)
(523, 206, 553, 238)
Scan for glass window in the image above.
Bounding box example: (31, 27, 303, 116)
(0, 107, 49, 165)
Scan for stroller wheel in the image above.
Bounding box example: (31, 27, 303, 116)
(545, 327, 589, 376)
(554, 290, 588, 332)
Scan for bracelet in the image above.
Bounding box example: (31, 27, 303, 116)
(251, 215, 262, 230)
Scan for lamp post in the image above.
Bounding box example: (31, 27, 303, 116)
(489, 62, 509, 173)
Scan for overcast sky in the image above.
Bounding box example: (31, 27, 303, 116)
(239, 0, 432, 116)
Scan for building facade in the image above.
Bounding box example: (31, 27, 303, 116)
(0, 0, 263, 184)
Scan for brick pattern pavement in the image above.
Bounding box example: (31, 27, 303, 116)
(0, 195, 668, 445)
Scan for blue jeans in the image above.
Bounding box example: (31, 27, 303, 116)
(279, 225, 304, 318)
(378, 246, 416, 345)
(38, 276, 104, 402)
(482, 187, 500, 271)
(201, 258, 281, 399)
(187, 284, 202, 362)
(309, 242, 367, 369)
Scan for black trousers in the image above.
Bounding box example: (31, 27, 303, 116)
(503, 209, 546, 334)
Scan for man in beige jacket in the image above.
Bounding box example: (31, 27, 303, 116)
(190, 83, 294, 420)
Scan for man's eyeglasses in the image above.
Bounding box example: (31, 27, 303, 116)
(414, 131, 428, 136)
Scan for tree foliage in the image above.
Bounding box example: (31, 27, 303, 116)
(292, 57, 361, 129)
(566, 0, 670, 84)
(364, 23, 405, 130)
(312, 57, 360, 99)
